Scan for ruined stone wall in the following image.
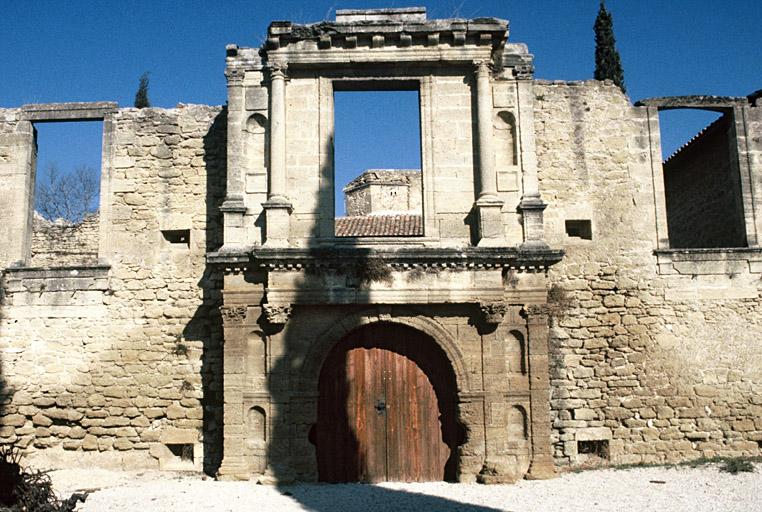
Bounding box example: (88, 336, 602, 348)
(662, 115, 746, 248)
(30, 212, 99, 267)
(0, 105, 225, 471)
(535, 80, 762, 468)
(0, 109, 34, 268)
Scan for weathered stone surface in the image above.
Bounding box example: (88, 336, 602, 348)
(0, 6, 760, 485)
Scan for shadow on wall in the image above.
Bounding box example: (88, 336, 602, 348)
(259, 124, 488, 510)
(0, 274, 12, 425)
(184, 108, 226, 475)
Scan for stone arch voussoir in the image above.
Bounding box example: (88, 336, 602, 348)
(297, 307, 471, 394)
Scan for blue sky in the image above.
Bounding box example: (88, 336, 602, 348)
(1, 0, 759, 212)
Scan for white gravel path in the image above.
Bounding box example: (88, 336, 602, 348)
(50, 463, 762, 512)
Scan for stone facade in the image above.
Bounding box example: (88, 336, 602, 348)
(0, 7, 760, 484)
(0, 104, 226, 471)
(536, 81, 762, 466)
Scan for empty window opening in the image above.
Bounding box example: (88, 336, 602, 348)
(166, 443, 194, 463)
(162, 229, 190, 248)
(577, 439, 609, 461)
(31, 121, 103, 267)
(333, 89, 423, 237)
(565, 220, 592, 240)
(658, 109, 746, 249)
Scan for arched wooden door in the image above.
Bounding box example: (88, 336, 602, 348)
(315, 323, 459, 482)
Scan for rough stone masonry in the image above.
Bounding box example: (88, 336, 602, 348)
(0, 7, 760, 483)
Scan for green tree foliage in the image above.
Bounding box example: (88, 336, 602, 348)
(594, 2, 626, 93)
(134, 72, 151, 108)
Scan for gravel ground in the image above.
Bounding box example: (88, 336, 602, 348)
(50, 463, 762, 512)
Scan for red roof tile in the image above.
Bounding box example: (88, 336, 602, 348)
(335, 214, 423, 237)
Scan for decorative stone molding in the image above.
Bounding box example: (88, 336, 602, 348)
(268, 62, 288, 80)
(208, 246, 564, 271)
(263, 304, 292, 326)
(224, 67, 245, 85)
(220, 305, 248, 323)
(512, 63, 534, 80)
(522, 303, 549, 318)
(480, 302, 508, 325)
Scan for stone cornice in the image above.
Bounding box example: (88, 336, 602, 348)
(208, 246, 564, 273)
(265, 18, 508, 50)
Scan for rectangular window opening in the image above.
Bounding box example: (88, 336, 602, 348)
(31, 120, 103, 267)
(658, 108, 746, 249)
(166, 443, 194, 463)
(333, 89, 423, 238)
(162, 229, 191, 248)
(565, 219, 592, 240)
(577, 439, 609, 461)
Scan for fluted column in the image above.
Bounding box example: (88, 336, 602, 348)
(473, 60, 505, 247)
(262, 62, 292, 247)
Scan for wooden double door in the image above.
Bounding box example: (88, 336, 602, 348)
(315, 323, 459, 482)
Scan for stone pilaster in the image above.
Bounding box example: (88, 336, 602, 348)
(263, 62, 292, 247)
(515, 77, 549, 250)
(0, 120, 36, 267)
(473, 60, 505, 247)
(523, 304, 555, 480)
(217, 302, 251, 480)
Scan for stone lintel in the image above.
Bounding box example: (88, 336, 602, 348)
(634, 95, 750, 110)
(21, 102, 117, 121)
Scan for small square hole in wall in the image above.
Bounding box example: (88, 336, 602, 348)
(167, 443, 194, 463)
(577, 440, 609, 461)
(565, 220, 592, 240)
(162, 229, 190, 248)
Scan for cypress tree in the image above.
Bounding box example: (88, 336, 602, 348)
(594, 2, 626, 93)
(134, 72, 151, 108)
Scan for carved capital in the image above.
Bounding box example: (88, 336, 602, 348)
(480, 302, 508, 325)
(268, 62, 288, 80)
(263, 304, 292, 326)
(522, 303, 549, 320)
(474, 59, 493, 76)
(220, 305, 248, 324)
(225, 67, 245, 85)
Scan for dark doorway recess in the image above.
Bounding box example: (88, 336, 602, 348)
(314, 322, 461, 483)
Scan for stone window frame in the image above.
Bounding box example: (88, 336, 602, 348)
(638, 97, 761, 274)
(18, 102, 117, 268)
(316, 73, 438, 242)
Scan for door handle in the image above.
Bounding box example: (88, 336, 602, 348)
(375, 399, 386, 415)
